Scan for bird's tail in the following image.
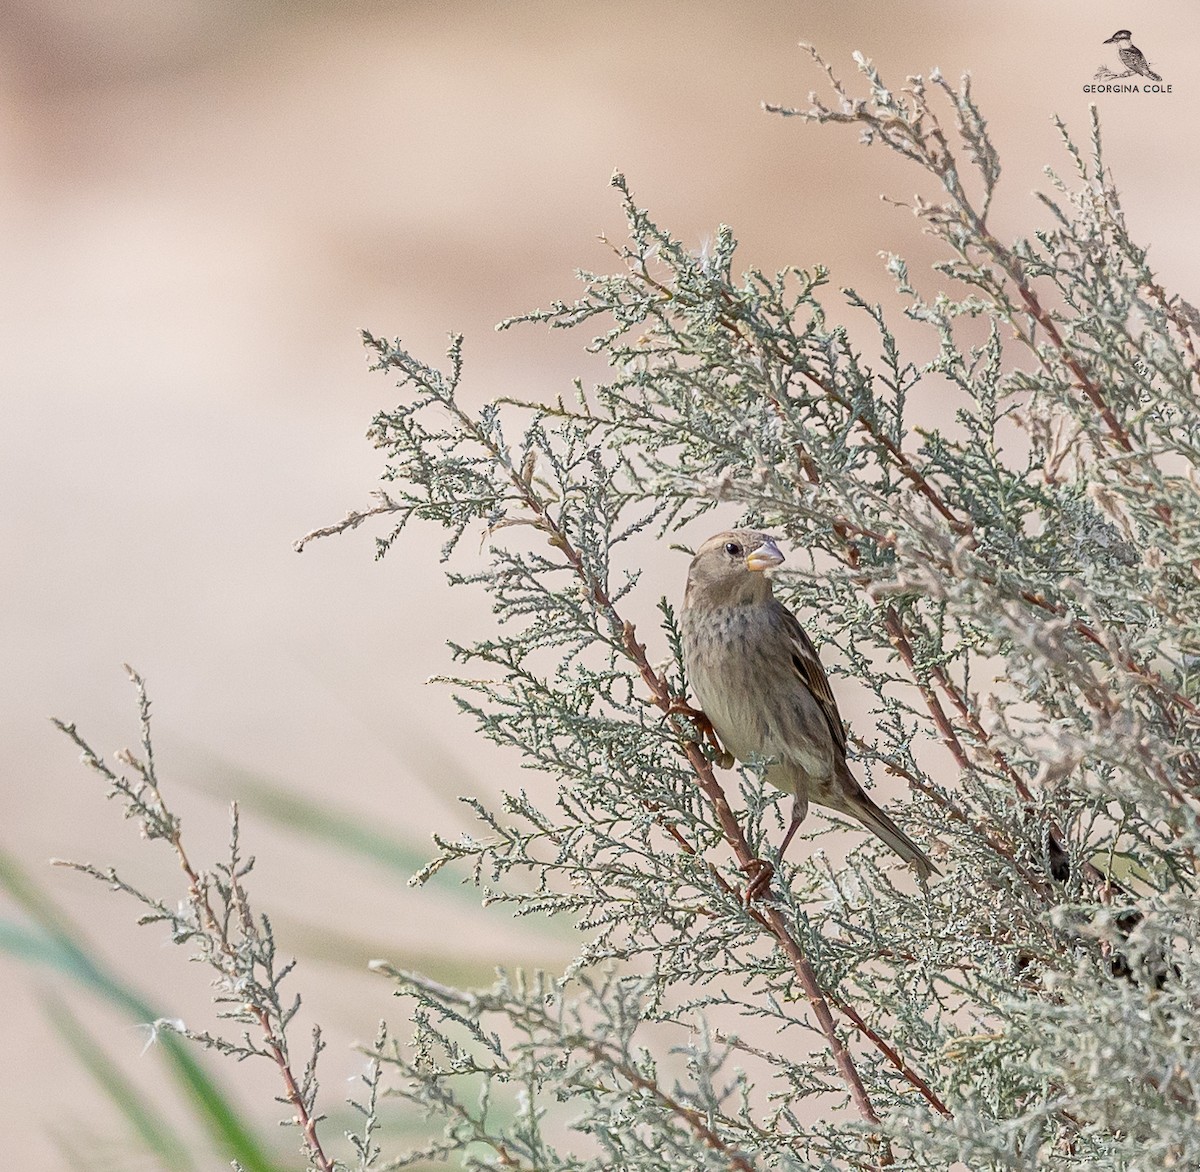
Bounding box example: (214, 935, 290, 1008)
(840, 788, 940, 881)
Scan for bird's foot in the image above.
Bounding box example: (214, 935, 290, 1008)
(664, 699, 734, 768)
(742, 857, 776, 903)
(663, 697, 710, 727)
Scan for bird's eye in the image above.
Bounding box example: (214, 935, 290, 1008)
(724, 541, 742, 557)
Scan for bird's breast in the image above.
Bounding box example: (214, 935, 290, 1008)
(681, 604, 834, 781)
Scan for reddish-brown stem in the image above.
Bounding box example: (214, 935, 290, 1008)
(680, 743, 887, 1131)
(966, 209, 1183, 535)
(885, 605, 1176, 893)
(871, 746, 1050, 896)
(586, 1039, 759, 1172)
(1009, 277, 1133, 454)
(646, 784, 951, 1118)
(173, 830, 335, 1172)
(791, 362, 972, 536)
(881, 610, 972, 777)
(925, 661, 1033, 800)
(833, 519, 1200, 728)
(824, 993, 950, 1118)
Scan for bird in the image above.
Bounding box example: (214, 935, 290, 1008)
(680, 529, 938, 889)
(1103, 29, 1162, 81)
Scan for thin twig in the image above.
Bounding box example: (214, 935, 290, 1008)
(55, 674, 336, 1172)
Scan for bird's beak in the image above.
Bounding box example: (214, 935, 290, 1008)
(1103, 33, 1117, 42)
(745, 538, 785, 572)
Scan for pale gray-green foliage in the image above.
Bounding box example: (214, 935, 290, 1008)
(63, 50, 1200, 1171)
(349, 50, 1200, 1169)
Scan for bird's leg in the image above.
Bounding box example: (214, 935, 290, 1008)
(778, 793, 808, 859)
(664, 698, 735, 769)
(746, 792, 808, 903)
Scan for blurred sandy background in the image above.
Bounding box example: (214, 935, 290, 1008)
(3, 1, 1198, 1164)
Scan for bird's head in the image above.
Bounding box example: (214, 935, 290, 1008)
(684, 529, 785, 608)
(1104, 29, 1133, 44)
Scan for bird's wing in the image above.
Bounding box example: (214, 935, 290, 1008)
(773, 601, 848, 758)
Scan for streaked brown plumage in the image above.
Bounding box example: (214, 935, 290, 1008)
(680, 529, 937, 881)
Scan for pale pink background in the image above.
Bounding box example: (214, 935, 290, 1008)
(3, 2, 1196, 1164)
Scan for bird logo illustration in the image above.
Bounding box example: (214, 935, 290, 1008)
(1097, 29, 1163, 82)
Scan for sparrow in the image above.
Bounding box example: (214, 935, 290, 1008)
(680, 529, 938, 886)
(1103, 29, 1162, 81)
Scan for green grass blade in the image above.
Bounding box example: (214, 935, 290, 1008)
(209, 766, 437, 878)
(192, 763, 574, 943)
(43, 992, 198, 1172)
(0, 849, 283, 1172)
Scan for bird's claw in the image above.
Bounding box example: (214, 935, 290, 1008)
(742, 857, 775, 903)
(665, 699, 733, 767)
(664, 698, 710, 727)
